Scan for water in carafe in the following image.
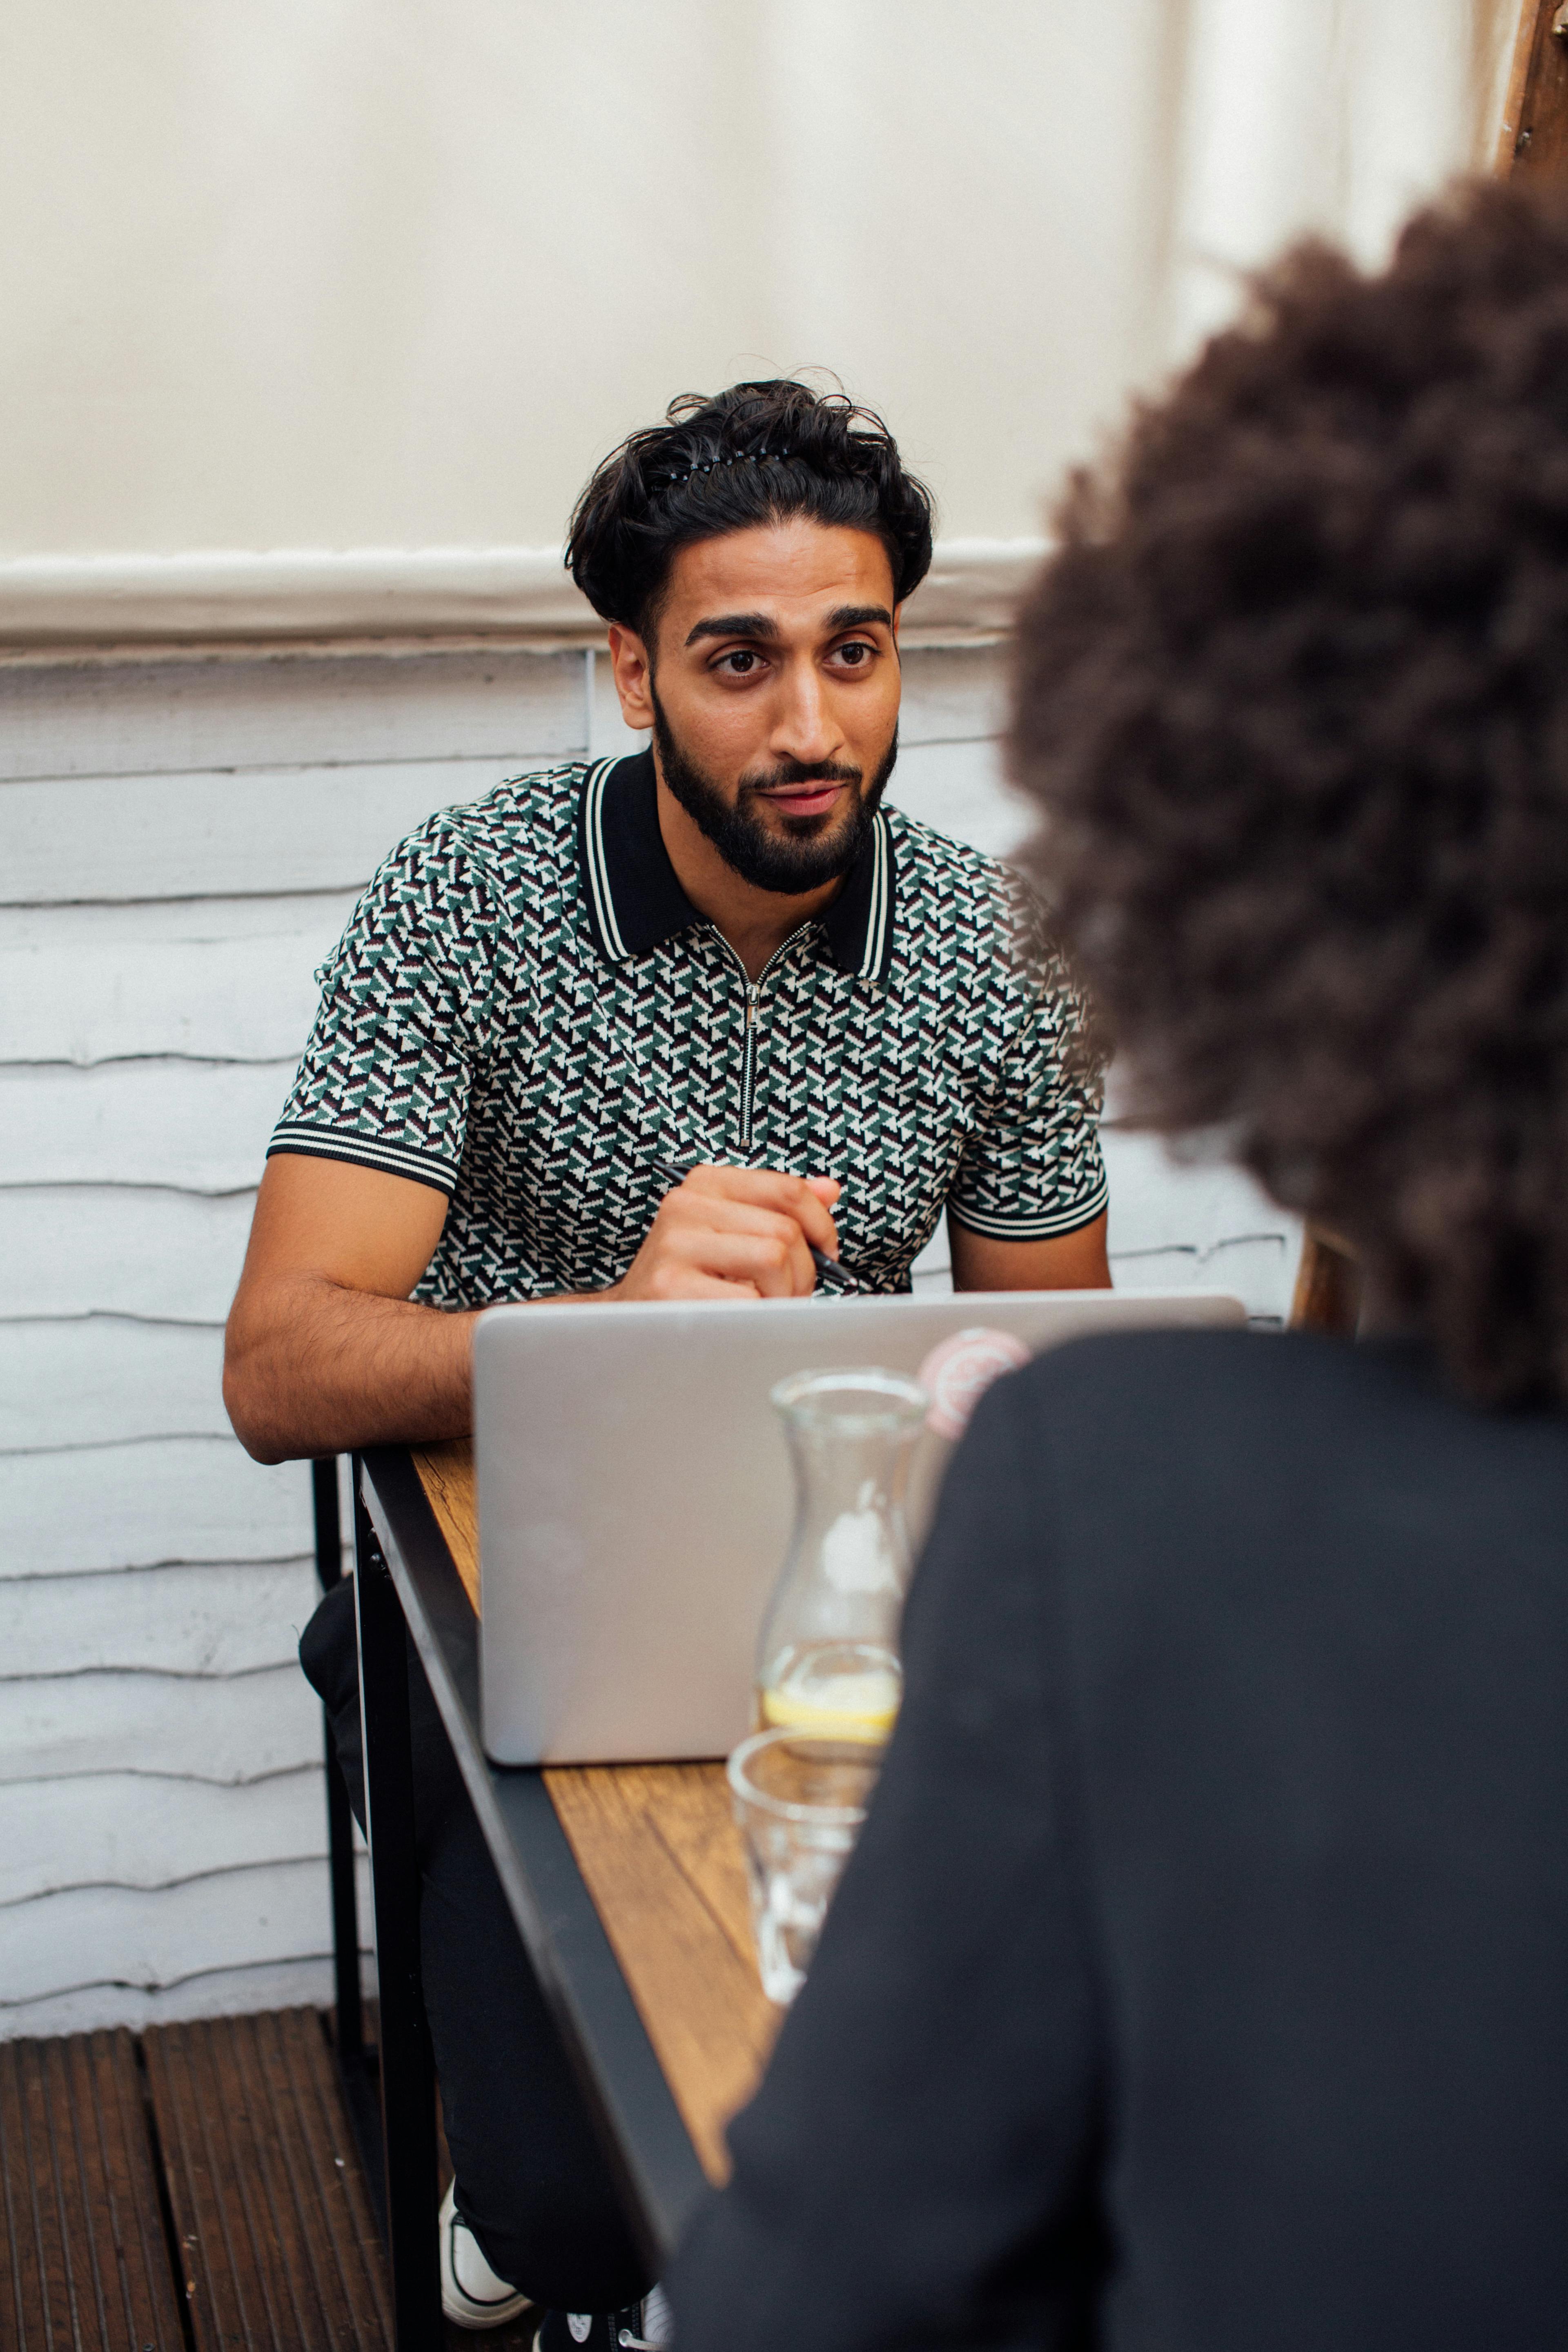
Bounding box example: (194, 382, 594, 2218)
(757, 1368, 929, 1744)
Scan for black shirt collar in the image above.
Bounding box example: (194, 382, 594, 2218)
(576, 750, 895, 982)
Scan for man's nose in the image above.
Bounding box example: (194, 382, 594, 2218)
(769, 660, 842, 766)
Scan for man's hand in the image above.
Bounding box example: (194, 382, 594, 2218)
(609, 1166, 841, 1302)
(223, 1155, 843, 1463)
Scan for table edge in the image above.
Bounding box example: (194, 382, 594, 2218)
(356, 1443, 711, 2265)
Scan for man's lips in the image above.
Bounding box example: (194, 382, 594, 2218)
(753, 779, 849, 819)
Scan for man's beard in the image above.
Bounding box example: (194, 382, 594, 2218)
(651, 690, 898, 897)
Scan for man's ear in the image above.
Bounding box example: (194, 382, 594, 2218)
(607, 624, 655, 731)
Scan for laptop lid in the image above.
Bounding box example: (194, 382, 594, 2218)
(474, 1287, 1245, 1765)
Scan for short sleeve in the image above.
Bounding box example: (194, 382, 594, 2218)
(268, 816, 500, 1196)
(948, 919, 1109, 1242)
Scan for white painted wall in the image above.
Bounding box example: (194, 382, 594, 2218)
(0, 646, 581, 2034)
(0, 0, 1513, 571)
(0, 3, 1180, 559)
(0, 643, 1300, 2034)
(1167, 0, 1517, 357)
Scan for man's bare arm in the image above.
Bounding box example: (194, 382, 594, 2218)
(947, 1209, 1111, 1293)
(223, 1157, 472, 1464)
(223, 1154, 845, 1465)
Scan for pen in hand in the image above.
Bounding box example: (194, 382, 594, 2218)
(654, 1162, 855, 1293)
(804, 1246, 855, 1293)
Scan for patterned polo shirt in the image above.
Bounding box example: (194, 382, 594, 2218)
(268, 752, 1107, 1306)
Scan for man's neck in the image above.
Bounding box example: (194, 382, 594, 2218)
(655, 774, 844, 981)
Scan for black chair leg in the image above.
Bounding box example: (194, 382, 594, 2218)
(354, 1460, 443, 2350)
(312, 1456, 365, 2059)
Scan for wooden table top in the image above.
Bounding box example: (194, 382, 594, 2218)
(410, 1438, 779, 2183)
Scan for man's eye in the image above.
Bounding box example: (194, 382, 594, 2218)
(835, 641, 874, 667)
(717, 649, 761, 676)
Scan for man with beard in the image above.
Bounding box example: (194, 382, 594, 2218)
(223, 380, 1108, 2341)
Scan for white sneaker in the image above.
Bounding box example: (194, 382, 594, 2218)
(635, 2284, 674, 2346)
(536, 2289, 672, 2351)
(439, 2178, 535, 2331)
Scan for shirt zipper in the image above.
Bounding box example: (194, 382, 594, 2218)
(741, 984, 759, 1145)
(714, 929, 808, 1151)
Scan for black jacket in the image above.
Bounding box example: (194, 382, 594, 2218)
(669, 1330, 1568, 2351)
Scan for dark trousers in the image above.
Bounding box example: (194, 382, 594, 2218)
(301, 1580, 653, 2313)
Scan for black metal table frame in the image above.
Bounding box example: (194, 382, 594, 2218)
(345, 1445, 710, 2352)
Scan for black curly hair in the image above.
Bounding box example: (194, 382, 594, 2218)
(1008, 177, 1568, 1409)
(565, 379, 935, 639)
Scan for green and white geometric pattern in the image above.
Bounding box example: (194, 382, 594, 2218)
(270, 759, 1107, 1305)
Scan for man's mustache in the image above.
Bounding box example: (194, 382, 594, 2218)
(741, 760, 862, 796)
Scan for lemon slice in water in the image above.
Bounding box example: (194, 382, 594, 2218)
(760, 1668, 900, 1742)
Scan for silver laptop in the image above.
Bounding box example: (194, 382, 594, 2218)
(474, 1288, 1245, 1764)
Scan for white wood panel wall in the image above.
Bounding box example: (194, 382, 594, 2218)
(0, 639, 1299, 2036)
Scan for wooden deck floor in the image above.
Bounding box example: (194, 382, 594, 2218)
(0, 2007, 535, 2352)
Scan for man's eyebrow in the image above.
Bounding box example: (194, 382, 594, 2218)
(682, 603, 895, 648)
(684, 611, 780, 647)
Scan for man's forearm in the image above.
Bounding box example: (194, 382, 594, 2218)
(948, 1209, 1111, 1293)
(223, 1273, 481, 1464)
(222, 1163, 843, 1464)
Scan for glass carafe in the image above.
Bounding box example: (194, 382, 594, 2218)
(756, 1367, 929, 1744)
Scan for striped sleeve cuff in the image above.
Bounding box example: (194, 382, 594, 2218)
(266, 1123, 459, 1197)
(946, 1168, 1110, 1243)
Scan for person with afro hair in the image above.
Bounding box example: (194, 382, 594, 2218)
(669, 181, 1568, 2352)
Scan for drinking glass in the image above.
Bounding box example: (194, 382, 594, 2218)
(727, 1728, 882, 2004)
